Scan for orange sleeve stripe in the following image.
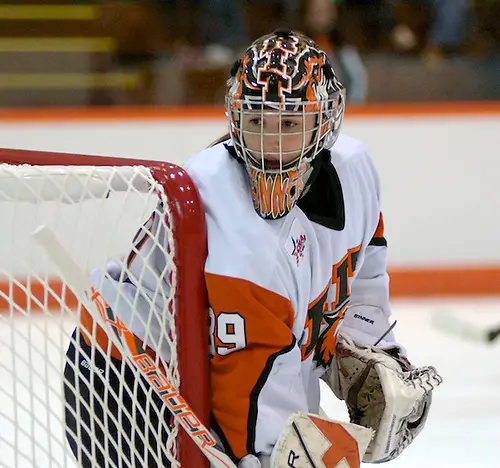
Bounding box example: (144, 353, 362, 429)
(206, 273, 295, 459)
(370, 212, 387, 246)
(372, 212, 385, 239)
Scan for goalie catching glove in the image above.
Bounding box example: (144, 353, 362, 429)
(323, 333, 442, 463)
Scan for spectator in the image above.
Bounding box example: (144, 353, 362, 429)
(155, 0, 305, 65)
(200, 0, 248, 65)
(304, 0, 368, 102)
(421, 0, 472, 61)
(391, 0, 472, 62)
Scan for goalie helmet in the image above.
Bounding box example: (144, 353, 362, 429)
(226, 30, 345, 219)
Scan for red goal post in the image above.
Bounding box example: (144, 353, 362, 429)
(0, 148, 210, 468)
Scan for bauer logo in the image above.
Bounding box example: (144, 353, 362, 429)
(80, 359, 105, 375)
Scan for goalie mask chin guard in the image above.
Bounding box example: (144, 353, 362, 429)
(226, 30, 345, 219)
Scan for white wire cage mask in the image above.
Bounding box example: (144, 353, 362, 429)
(227, 94, 345, 219)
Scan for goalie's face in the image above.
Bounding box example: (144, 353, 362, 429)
(233, 109, 319, 219)
(240, 111, 317, 170)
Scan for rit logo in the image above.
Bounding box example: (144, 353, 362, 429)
(256, 37, 298, 100)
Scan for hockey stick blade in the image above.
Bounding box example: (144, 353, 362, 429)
(431, 310, 500, 344)
(486, 327, 500, 343)
(32, 224, 236, 468)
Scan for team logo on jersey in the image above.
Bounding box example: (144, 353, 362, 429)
(301, 245, 362, 368)
(291, 234, 307, 265)
(285, 219, 307, 266)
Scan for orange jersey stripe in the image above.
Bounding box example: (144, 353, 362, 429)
(369, 212, 387, 247)
(206, 273, 295, 459)
(373, 212, 385, 239)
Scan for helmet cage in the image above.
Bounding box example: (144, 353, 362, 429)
(228, 94, 344, 172)
(227, 94, 344, 219)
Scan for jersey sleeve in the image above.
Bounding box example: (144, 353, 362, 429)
(340, 150, 400, 349)
(342, 214, 398, 349)
(206, 272, 309, 461)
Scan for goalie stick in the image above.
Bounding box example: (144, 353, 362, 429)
(431, 309, 500, 344)
(32, 225, 237, 468)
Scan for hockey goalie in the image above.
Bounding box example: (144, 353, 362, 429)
(62, 29, 442, 468)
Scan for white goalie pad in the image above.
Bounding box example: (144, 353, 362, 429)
(270, 412, 373, 468)
(326, 334, 442, 463)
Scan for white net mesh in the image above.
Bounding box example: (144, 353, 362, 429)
(0, 161, 208, 468)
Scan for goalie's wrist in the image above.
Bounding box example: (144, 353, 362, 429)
(339, 325, 400, 351)
(339, 330, 410, 370)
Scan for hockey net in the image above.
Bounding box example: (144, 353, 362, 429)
(0, 148, 210, 468)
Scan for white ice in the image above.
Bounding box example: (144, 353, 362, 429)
(1, 297, 499, 467)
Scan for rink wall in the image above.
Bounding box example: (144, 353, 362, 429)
(1, 102, 499, 297)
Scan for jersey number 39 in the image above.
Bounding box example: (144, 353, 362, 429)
(209, 309, 247, 356)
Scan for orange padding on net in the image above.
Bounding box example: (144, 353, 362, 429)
(1, 265, 500, 314)
(0, 278, 79, 313)
(388, 266, 500, 297)
(0, 101, 499, 122)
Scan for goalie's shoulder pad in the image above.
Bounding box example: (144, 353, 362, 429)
(332, 334, 442, 463)
(270, 412, 373, 468)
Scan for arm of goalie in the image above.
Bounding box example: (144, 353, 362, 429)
(323, 334, 443, 463)
(238, 413, 373, 468)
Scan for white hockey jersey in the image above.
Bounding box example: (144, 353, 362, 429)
(87, 134, 399, 462)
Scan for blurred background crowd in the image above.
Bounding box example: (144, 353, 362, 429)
(1, 0, 499, 107)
